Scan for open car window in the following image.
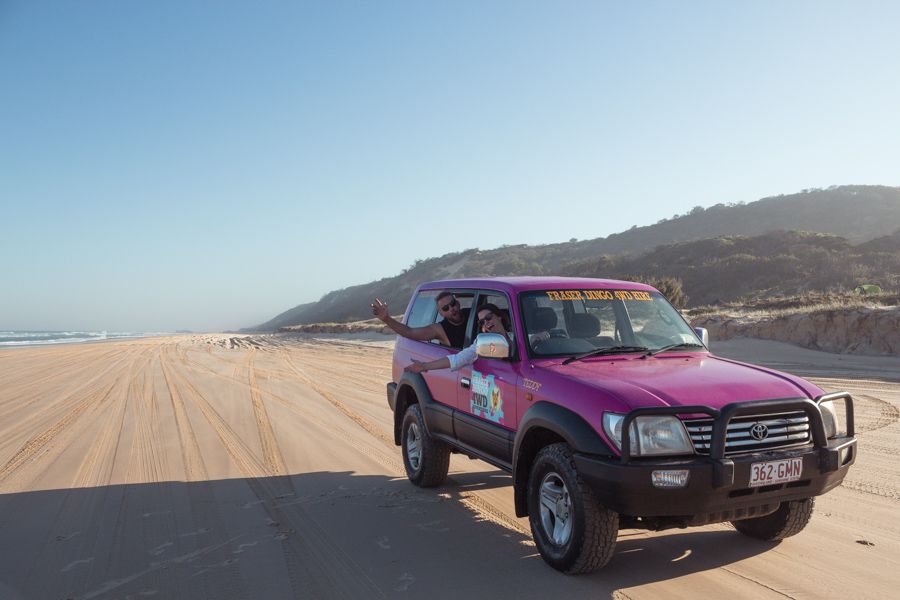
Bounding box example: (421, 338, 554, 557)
(432, 292, 474, 346)
(472, 291, 515, 358)
(406, 290, 440, 328)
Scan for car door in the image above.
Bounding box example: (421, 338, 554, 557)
(453, 290, 520, 468)
(399, 289, 475, 439)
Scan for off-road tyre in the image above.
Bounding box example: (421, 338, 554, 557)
(401, 403, 450, 487)
(527, 443, 618, 574)
(732, 498, 815, 541)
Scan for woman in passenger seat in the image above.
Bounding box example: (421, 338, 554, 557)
(404, 303, 511, 374)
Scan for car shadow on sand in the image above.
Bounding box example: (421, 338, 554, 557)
(0, 469, 778, 599)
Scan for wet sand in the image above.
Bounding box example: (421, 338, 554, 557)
(0, 334, 897, 599)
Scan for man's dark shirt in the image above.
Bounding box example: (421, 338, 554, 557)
(439, 308, 470, 349)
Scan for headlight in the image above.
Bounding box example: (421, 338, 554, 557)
(819, 399, 847, 438)
(603, 413, 693, 456)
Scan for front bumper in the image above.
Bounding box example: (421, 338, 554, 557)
(575, 437, 855, 520)
(575, 394, 856, 521)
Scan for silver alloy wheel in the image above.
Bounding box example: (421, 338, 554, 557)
(406, 422, 421, 471)
(539, 472, 573, 546)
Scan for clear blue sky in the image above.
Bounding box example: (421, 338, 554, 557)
(2, 1, 898, 331)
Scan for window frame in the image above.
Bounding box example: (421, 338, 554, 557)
(413, 287, 478, 348)
(470, 288, 519, 362)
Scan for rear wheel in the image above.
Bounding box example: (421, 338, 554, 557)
(527, 443, 618, 574)
(732, 498, 814, 541)
(401, 403, 450, 487)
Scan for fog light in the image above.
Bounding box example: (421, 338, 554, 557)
(651, 469, 690, 488)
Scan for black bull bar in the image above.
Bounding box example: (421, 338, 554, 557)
(619, 392, 855, 489)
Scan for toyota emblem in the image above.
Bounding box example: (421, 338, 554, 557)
(750, 423, 769, 441)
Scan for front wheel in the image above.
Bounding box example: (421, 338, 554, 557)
(527, 443, 618, 574)
(732, 498, 814, 541)
(401, 403, 450, 487)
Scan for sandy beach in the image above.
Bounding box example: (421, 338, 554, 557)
(0, 334, 897, 599)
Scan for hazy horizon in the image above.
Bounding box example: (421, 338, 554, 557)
(3, 1, 899, 331)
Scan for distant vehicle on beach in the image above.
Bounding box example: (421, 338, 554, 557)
(385, 277, 857, 574)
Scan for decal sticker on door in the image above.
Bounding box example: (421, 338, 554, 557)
(470, 370, 505, 425)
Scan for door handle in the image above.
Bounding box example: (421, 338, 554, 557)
(460, 377, 471, 389)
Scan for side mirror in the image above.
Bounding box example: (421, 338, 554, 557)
(694, 327, 709, 347)
(475, 333, 510, 359)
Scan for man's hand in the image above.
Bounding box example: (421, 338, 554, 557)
(404, 360, 427, 374)
(371, 297, 390, 322)
(531, 330, 551, 346)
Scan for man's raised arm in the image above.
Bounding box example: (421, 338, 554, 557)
(371, 298, 449, 345)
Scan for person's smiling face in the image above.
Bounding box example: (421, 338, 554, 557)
(438, 295, 463, 324)
(478, 309, 504, 334)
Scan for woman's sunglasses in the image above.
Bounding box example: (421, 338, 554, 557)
(478, 313, 496, 327)
(440, 298, 459, 312)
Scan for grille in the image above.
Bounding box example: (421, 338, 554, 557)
(684, 411, 811, 456)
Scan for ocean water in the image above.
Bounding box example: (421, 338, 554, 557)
(0, 331, 157, 347)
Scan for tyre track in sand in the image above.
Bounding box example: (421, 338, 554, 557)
(247, 348, 288, 477)
(21, 348, 159, 599)
(809, 377, 900, 500)
(148, 347, 246, 600)
(160, 348, 209, 482)
(281, 351, 396, 448)
(853, 394, 900, 433)
(175, 345, 405, 475)
(126, 359, 169, 483)
(0, 347, 149, 491)
(279, 346, 532, 538)
(0, 346, 141, 458)
(162, 344, 385, 598)
(0, 345, 120, 400)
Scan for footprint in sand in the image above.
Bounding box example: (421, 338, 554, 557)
(394, 573, 415, 592)
(149, 542, 173, 556)
(416, 520, 449, 533)
(61, 557, 94, 572)
(192, 558, 239, 577)
(232, 541, 259, 554)
(179, 527, 211, 538)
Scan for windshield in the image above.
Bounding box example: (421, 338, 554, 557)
(521, 288, 703, 357)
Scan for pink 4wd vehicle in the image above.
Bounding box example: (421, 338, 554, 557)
(386, 277, 856, 574)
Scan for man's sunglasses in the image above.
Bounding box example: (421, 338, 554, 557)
(439, 298, 459, 312)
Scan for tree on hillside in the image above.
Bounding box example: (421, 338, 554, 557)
(620, 275, 689, 308)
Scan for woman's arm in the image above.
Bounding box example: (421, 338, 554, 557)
(405, 341, 479, 374)
(404, 355, 451, 374)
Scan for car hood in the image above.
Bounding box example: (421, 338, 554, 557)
(539, 353, 823, 411)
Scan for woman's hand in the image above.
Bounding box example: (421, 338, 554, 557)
(404, 360, 427, 374)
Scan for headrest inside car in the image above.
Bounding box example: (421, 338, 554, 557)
(569, 313, 601, 338)
(531, 307, 558, 331)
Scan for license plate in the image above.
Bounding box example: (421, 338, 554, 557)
(749, 458, 803, 487)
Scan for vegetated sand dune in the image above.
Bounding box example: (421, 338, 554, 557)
(0, 334, 897, 599)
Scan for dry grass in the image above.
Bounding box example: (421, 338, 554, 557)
(686, 291, 900, 319)
(278, 317, 393, 334)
